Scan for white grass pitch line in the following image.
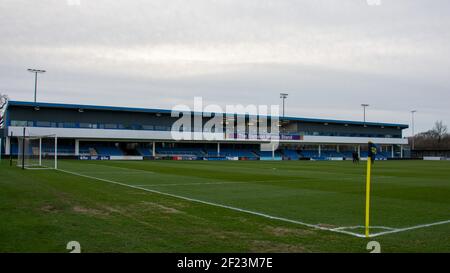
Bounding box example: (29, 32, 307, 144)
(368, 220, 450, 238)
(81, 171, 156, 175)
(132, 181, 245, 187)
(331, 226, 397, 231)
(72, 162, 156, 174)
(132, 179, 304, 187)
(57, 168, 365, 238)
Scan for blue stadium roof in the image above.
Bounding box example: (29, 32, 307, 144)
(8, 100, 409, 129)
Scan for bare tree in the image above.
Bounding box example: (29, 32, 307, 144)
(413, 121, 450, 149)
(0, 93, 8, 128)
(432, 120, 448, 143)
(0, 93, 8, 110)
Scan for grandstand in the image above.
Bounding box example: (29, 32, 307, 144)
(1, 101, 409, 160)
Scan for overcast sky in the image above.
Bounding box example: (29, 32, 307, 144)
(1, 0, 449, 134)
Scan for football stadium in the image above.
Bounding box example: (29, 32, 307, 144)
(0, 100, 449, 253)
(1, 1, 450, 259)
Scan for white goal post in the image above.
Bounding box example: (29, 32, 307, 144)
(17, 132, 58, 170)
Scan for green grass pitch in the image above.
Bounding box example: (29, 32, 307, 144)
(0, 159, 449, 252)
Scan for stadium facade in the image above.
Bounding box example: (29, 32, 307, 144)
(0, 101, 409, 160)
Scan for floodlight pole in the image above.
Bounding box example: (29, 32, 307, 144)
(411, 110, 417, 150)
(280, 93, 289, 117)
(361, 104, 370, 123)
(27, 69, 46, 103)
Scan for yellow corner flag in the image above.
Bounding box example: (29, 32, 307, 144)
(365, 141, 376, 238)
(365, 157, 372, 238)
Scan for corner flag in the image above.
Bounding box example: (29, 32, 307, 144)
(365, 141, 377, 238)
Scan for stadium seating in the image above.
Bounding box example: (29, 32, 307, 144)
(214, 148, 258, 158)
(156, 147, 205, 157)
(299, 150, 319, 158)
(79, 146, 92, 155)
(79, 143, 123, 156)
(95, 146, 124, 156)
(137, 147, 152, 156)
(321, 150, 344, 158)
(11, 143, 18, 155)
(10, 143, 75, 156)
(377, 151, 390, 160)
(42, 144, 74, 155)
(281, 149, 300, 160)
(57, 145, 75, 155)
(298, 149, 393, 160)
(8, 140, 396, 159)
(341, 151, 354, 159)
(259, 151, 283, 160)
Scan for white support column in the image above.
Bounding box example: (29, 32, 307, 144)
(400, 145, 404, 158)
(75, 139, 80, 156)
(39, 137, 42, 166)
(358, 145, 361, 158)
(318, 145, 321, 157)
(217, 143, 220, 156)
(152, 142, 156, 157)
(336, 145, 340, 153)
(5, 137, 10, 155)
(54, 136, 58, 169)
(272, 144, 275, 160)
(391, 145, 395, 158)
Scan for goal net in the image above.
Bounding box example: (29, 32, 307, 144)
(17, 135, 58, 170)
